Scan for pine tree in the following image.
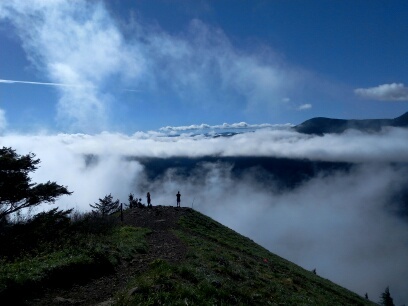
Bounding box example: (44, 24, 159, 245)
(128, 193, 137, 208)
(379, 286, 395, 306)
(90, 194, 120, 216)
(0, 147, 71, 220)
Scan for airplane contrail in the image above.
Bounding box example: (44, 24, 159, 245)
(0, 79, 141, 92)
(0, 78, 92, 88)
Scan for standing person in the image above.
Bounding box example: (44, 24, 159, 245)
(147, 192, 151, 207)
(176, 191, 181, 207)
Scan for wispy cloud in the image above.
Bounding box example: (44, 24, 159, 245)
(0, 1, 143, 132)
(144, 18, 292, 111)
(355, 83, 408, 101)
(297, 103, 312, 110)
(0, 108, 7, 132)
(0, 1, 344, 132)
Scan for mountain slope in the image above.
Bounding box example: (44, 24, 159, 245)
(294, 111, 408, 135)
(117, 207, 374, 305)
(24, 207, 375, 305)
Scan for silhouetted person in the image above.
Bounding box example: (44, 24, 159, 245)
(176, 191, 181, 207)
(147, 192, 151, 207)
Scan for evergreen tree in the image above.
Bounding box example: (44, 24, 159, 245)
(0, 147, 71, 220)
(90, 194, 120, 216)
(128, 193, 137, 208)
(379, 287, 395, 306)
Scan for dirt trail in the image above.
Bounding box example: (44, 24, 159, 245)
(28, 206, 191, 306)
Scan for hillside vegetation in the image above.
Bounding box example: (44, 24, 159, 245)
(0, 206, 377, 305)
(116, 208, 374, 305)
(0, 210, 150, 304)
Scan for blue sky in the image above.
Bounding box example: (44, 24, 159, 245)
(1, 0, 408, 134)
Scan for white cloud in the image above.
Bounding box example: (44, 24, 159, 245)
(141, 18, 293, 111)
(3, 126, 408, 168)
(0, 108, 7, 132)
(297, 103, 312, 110)
(354, 83, 408, 101)
(0, 1, 144, 132)
(0, 1, 336, 132)
(159, 122, 293, 132)
(193, 163, 408, 304)
(2, 128, 408, 303)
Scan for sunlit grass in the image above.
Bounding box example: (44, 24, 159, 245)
(115, 209, 374, 305)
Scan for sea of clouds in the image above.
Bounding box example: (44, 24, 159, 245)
(2, 126, 408, 304)
(1, 0, 407, 303)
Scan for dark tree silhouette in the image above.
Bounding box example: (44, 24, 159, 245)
(0, 147, 72, 220)
(128, 193, 144, 208)
(128, 193, 137, 208)
(90, 194, 120, 216)
(379, 287, 395, 306)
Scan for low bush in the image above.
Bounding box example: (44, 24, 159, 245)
(0, 208, 150, 301)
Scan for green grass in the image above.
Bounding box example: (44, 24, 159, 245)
(0, 225, 150, 298)
(115, 210, 375, 305)
(0, 208, 378, 305)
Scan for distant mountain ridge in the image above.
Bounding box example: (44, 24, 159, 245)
(294, 111, 408, 135)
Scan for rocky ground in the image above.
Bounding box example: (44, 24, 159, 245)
(28, 206, 191, 306)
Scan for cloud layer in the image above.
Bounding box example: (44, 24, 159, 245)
(2, 127, 408, 304)
(159, 122, 293, 132)
(355, 83, 408, 101)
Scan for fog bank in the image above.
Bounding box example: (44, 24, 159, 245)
(1, 128, 408, 304)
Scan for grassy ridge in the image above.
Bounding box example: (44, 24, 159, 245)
(0, 207, 377, 305)
(0, 224, 150, 300)
(116, 209, 374, 305)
